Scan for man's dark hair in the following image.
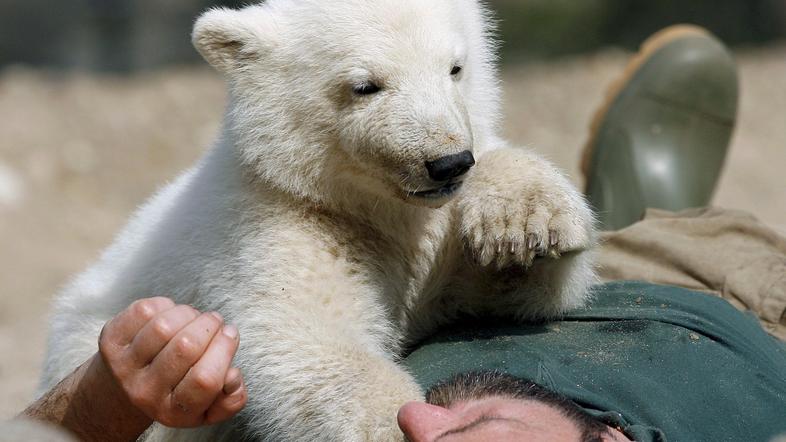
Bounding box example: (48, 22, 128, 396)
(425, 371, 611, 442)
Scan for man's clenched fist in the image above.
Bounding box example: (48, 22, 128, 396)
(98, 297, 247, 428)
(22, 297, 247, 442)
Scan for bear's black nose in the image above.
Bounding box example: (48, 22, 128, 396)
(425, 151, 476, 182)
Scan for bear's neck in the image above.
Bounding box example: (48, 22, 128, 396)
(322, 178, 443, 237)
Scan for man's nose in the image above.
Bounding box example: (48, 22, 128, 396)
(397, 401, 455, 442)
(425, 150, 475, 182)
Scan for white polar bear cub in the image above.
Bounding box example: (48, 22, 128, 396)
(41, 0, 597, 440)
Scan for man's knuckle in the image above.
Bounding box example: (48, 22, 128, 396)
(131, 299, 158, 321)
(150, 318, 174, 340)
(192, 369, 222, 392)
(174, 335, 199, 357)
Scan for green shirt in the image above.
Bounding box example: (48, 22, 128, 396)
(404, 281, 786, 442)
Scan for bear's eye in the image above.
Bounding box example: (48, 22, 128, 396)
(353, 82, 382, 96)
(451, 65, 463, 76)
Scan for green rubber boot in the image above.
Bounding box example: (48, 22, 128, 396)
(582, 25, 739, 231)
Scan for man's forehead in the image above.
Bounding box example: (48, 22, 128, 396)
(436, 398, 583, 441)
(445, 396, 572, 422)
(435, 416, 533, 441)
(445, 395, 532, 411)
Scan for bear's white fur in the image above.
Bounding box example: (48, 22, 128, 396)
(40, 0, 597, 440)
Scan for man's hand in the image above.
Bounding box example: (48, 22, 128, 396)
(22, 298, 247, 442)
(98, 297, 247, 428)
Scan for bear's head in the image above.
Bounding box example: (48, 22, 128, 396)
(194, 0, 500, 208)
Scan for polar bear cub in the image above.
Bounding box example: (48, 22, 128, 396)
(41, 0, 596, 440)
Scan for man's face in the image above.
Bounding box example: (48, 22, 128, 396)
(396, 372, 632, 442)
(398, 396, 589, 441)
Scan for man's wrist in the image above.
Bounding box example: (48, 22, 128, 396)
(22, 353, 154, 442)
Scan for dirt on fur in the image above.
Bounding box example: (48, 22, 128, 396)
(1, 44, 784, 417)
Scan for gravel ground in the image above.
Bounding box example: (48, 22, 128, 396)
(1, 44, 784, 418)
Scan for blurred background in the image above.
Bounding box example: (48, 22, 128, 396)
(1, 0, 785, 418)
(2, 0, 786, 70)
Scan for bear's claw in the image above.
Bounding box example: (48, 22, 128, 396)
(457, 149, 594, 270)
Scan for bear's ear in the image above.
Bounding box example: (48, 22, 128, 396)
(192, 7, 277, 74)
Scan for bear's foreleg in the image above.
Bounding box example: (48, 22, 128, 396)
(233, 313, 422, 441)
(454, 147, 598, 318)
(146, 307, 422, 442)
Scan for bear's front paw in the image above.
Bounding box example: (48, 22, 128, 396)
(458, 151, 595, 268)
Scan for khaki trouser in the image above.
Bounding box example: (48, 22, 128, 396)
(598, 207, 786, 340)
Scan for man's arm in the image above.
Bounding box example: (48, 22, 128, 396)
(21, 297, 247, 442)
(21, 353, 153, 442)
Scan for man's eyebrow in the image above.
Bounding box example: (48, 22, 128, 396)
(435, 415, 527, 440)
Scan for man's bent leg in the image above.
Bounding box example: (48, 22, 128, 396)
(598, 207, 786, 339)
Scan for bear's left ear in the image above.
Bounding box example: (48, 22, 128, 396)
(192, 6, 278, 75)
